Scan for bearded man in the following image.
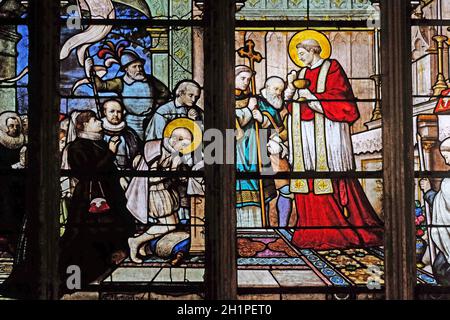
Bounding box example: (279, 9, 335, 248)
(85, 50, 170, 139)
(257, 76, 293, 227)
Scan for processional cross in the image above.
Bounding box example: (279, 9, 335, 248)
(237, 40, 267, 227)
(237, 40, 263, 95)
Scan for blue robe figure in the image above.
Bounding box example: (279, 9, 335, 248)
(236, 92, 276, 228)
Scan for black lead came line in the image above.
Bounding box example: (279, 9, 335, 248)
(0, 169, 386, 179)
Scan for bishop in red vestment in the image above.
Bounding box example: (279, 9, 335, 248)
(285, 36, 383, 250)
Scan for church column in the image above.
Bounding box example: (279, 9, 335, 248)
(0, 25, 21, 113)
(169, 0, 193, 90)
(381, 0, 415, 300)
(203, 0, 236, 300)
(28, 0, 60, 299)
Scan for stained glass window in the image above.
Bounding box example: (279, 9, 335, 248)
(57, 0, 205, 300)
(234, 1, 385, 299)
(235, 0, 379, 22)
(60, 0, 202, 20)
(0, 0, 445, 302)
(0, 0, 28, 299)
(412, 0, 450, 294)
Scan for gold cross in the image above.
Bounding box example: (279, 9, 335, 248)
(237, 40, 263, 94)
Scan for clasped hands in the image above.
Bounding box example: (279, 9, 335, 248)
(246, 97, 264, 123)
(245, 98, 285, 157)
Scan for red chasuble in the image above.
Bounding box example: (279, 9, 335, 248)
(289, 59, 383, 250)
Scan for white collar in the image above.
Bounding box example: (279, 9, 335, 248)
(77, 131, 103, 141)
(310, 59, 324, 70)
(101, 118, 126, 133)
(0, 130, 25, 150)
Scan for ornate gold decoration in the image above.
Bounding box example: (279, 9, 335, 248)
(163, 117, 202, 155)
(432, 35, 449, 96)
(288, 30, 332, 68)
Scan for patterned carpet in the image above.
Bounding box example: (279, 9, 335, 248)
(237, 229, 436, 287)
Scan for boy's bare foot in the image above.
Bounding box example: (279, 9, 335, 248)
(138, 244, 147, 257)
(128, 237, 143, 264)
(169, 252, 185, 267)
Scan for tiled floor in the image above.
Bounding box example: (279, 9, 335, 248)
(101, 254, 205, 284)
(236, 229, 436, 288)
(104, 266, 205, 283)
(0, 229, 438, 299)
(0, 254, 14, 300)
(0, 254, 13, 286)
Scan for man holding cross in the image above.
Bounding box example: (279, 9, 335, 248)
(235, 65, 277, 228)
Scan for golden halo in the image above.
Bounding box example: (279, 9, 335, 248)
(163, 117, 202, 155)
(288, 30, 332, 68)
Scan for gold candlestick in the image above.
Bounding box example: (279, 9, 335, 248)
(432, 35, 448, 96)
(370, 74, 382, 121)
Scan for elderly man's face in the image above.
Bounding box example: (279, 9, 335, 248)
(169, 128, 193, 153)
(104, 101, 123, 125)
(126, 61, 145, 81)
(266, 81, 285, 109)
(179, 85, 201, 107)
(235, 72, 252, 91)
(267, 82, 285, 98)
(6, 118, 21, 138)
(297, 47, 315, 67)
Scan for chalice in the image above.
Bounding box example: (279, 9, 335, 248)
(293, 79, 311, 102)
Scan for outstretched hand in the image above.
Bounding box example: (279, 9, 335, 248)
(287, 70, 298, 89)
(297, 88, 314, 99)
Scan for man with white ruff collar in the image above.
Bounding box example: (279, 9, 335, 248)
(0, 111, 27, 253)
(85, 50, 170, 140)
(0, 111, 26, 169)
(101, 99, 141, 170)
